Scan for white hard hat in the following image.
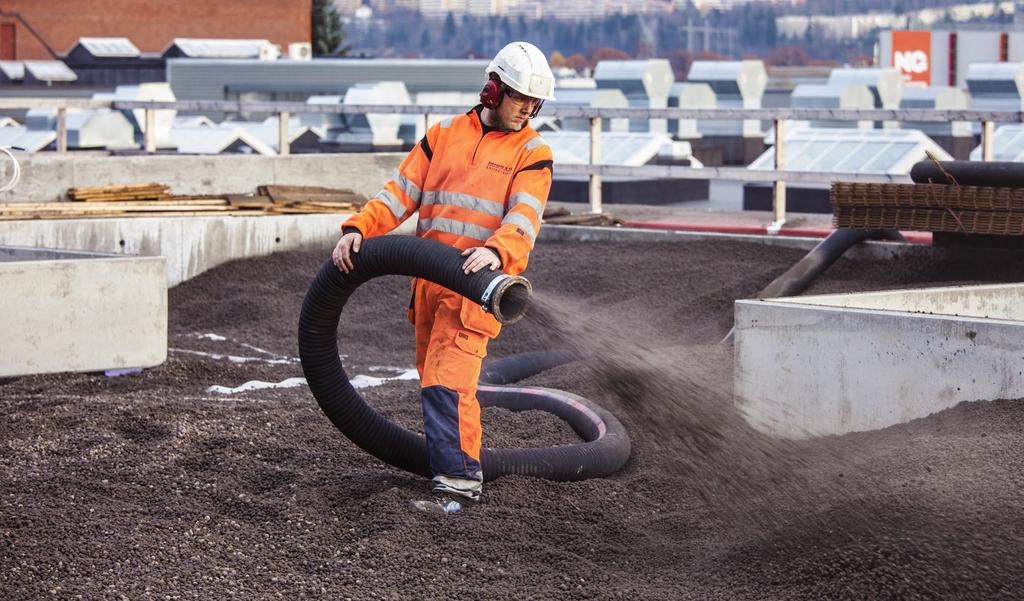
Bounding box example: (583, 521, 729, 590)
(486, 41, 556, 102)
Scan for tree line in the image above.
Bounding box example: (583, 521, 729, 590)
(315, 1, 1006, 70)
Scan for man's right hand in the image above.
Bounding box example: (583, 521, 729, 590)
(332, 231, 362, 273)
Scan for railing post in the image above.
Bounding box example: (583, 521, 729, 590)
(982, 120, 995, 162)
(770, 118, 786, 233)
(56, 107, 67, 154)
(143, 108, 156, 153)
(278, 111, 290, 156)
(589, 116, 602, 214)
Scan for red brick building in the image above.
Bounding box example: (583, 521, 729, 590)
(0, 0, 312, 60)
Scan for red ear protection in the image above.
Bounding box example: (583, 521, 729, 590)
(480, 74, 503, 109)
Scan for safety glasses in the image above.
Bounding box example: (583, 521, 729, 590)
(503, 84, 545, 118)
(503, 85, 542, 108)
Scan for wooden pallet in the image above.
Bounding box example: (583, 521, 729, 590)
(542, 206, 624, 226)
(256, 184, 366, 214)
(258, 184, 364, 205)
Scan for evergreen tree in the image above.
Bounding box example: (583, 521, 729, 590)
(500, 16, 512, 44)
(444, 12, 458, 38)
(312, 0, 350, 57)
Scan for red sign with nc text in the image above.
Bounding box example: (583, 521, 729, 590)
(892, 31, 932, 84)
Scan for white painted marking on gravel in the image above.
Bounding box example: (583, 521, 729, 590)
(169, 348, 298, 365)
(197, 333, 227, 341)
(207, 369, 419, 395)
(208, 377, 308, 394)
(238, 342, 288, 358)
(348, 369, 420, 389)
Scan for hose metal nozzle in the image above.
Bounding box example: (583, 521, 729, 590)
(481, 274, 532, 325)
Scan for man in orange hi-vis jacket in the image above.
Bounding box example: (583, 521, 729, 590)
(332, 41, 555, 512)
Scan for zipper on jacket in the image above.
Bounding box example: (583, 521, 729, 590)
(472, 130, 488, 165)
(469, 109, 486, 165)
(471, 109, 515, 165)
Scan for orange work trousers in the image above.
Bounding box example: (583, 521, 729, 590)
(411, 278, 500, 480)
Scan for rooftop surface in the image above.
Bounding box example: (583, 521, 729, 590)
(2, 237, 1021, 599)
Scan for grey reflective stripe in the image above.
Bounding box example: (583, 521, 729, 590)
(501, 212, 537, 243)
(525, 136, 547, 151)
(417, 217, 495, 242)
(508, 191, 543, 217)
(421, 190, 504, 219)
(439, 117, 454, 129)
(395, 173, 422, 204)
(377, 188, 408, 220)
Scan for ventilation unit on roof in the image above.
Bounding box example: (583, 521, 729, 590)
(289, 42, 312, 61)
(258, 44, 281, 61)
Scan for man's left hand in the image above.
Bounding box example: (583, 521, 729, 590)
(461, 247, 501, 274)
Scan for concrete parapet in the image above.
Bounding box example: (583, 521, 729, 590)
(734, 283, 1024, 438)
(0, 216, 944, 289)
(0, 247, 167, 377)
(0, 152, 403, 203)
(537, 224, 931, 260)
(0, 213, 360, 286)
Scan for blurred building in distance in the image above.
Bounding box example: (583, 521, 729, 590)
(0, 0, 311, 61)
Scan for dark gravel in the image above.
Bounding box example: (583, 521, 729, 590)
(2, 238, 1023, 600)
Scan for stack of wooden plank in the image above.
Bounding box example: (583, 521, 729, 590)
(68, 183, 172, 202)
(0, 198, 233, 220)
(257, 184, 365, 214)
(831, 182, 1024, 236)
(0, 183, 366, 220)
(542, 206, 624, 227)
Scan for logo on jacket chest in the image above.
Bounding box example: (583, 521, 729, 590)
(486, 161, 513, 175)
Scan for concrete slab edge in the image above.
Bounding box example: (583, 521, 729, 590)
(538, 224, 934, 261)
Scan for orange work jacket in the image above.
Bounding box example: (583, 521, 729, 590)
(342, 106, 553, 277)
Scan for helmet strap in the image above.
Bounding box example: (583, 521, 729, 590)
(529, 100, 544, 119)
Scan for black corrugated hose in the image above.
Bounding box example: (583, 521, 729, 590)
(910, 160, 1024, 187)
(298, 235, 631, 482)
(756, 228, 905, 300)
(721, 228, 905, 344)
(479, 350, 578, 386)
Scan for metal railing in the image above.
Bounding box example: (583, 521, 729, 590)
(3, 97, 1022, 228)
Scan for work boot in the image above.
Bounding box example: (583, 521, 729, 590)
(409, 495, 465, 515)
(431, 474, 482, 502)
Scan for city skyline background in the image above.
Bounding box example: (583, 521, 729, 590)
(329, 0, 1017, 66)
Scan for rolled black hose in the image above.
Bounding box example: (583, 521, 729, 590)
(477, 384, 630, 480)
(480, 350, 578, 385)
(910, 160, 1024, 187)
(298, 235, 630, 482)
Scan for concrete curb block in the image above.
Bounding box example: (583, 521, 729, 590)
(735, 285, 1024, 438)
(0, 248, 167, 377)
(0, 213, 355, 286)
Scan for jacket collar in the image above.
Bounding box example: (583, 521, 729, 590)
(469, 104, 534, 137)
